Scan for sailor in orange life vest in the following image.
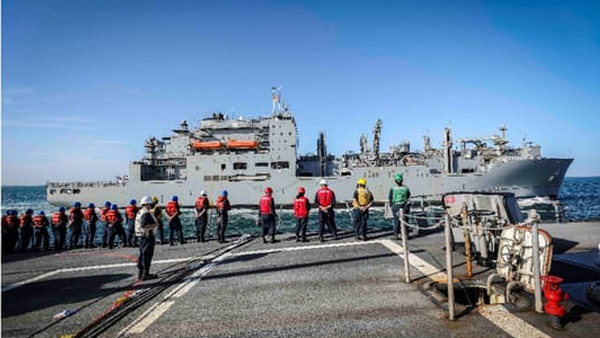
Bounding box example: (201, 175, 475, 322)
(352, 178, 374, 241)
(51, 207, 68, 250)
(107, 204, 127, 249)
(259, 187, 278, 243)
(314, 179, 337, 242)
(135, 196, 159, 281)
(2, 210, 20, 254)
(216, 190, 231, 243)
(100, 201, 111, 248)
(19, 209, 34, 253)
(33, 210, 50, 251)
(165, 196, 185, 246)
(194, 191, 210, 243)
(68, 201, 84, 250)
(83, 203, 98, 248)
(125, 199, 139, 247)
(293, 187, 310, 242)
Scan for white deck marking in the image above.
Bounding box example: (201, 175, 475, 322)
(126, 301, 174, 334)
(1, 270, 62, 292)
(478, 305, 553, 338)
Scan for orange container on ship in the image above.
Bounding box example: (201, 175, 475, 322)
(192, 140, 223, 151)
(227, 140, 259, 149)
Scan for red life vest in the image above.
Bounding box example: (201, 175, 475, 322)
(33, 215, 45, 227)
(100, 207, 110, 222)
(83, 208, 95, 221)
(51, 212, 62, 225)
(125, 204, 138, 219)
(166, 201, 178, 217)
(107, 210, 120, 224)
(294, 196, 309, 218)
(216, 196, 230, 211)
(259, 195, 273, 215)
(3, 215, 17, 228)
(19, 214, 32, 227)
(195, 196, 207, 209)
(316, 188, 334, 207)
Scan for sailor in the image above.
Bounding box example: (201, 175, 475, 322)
(83, 203, 98, 248)
(216, 190, 231, 243)
(100, 201, 112, 248)
(151, 196, 166, 244)
(51, 207, 68, 250)
(125, 199, 139, 247)
(107, 204, 127, 249)
(259, 187, 278, 243)
(314, 179, 337, 242)
(388, 173, 411, 240)
(32, 211, 50, 251)
(68, 201, 84, 250)
(165, 196, 185, 245)
(293, 187, 310, 242)
(194, 191, 210, 243)
(19, 209, 34, 252)
(2, 210, 20, 254)
(352, 178, 374, 241)
(135, 196, 159, 281)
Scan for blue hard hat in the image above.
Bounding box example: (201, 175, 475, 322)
(130, 199, 137, 205)
(104, 201, 111, 207)
(222, 190, 228, 197)
(10, 209, 18, 215)
(5, 210, 10, 216)
(111, 204, 118, 210)
(59, 207, 65, 212)
(88, 203, 95, 208)
(39, 211, 45, 216)
(74, 202, 81, 208)
(26, 209, 34, 214)
(172, 196, 178, 202)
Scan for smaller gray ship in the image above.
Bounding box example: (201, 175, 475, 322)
(47, 87, 573, 207)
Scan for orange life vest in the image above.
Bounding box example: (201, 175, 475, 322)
(19, 214, 32, 227)
(125, 204, 138, 220)
(33, 215, 45, 227)
(107, 209, 120, 224)
(259, 195, 273, 215)
(3, 215, 17, 229)
(166, 201, 178, 217)
(316, 188, 334, 207)
(83, 208, 96, 222)
(294, 196, 309, 218)
(195, 196, 207, 210)
(100, 207, 110, 222)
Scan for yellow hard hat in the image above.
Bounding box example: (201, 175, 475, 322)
(357, 178, 367, 186)
(152, 196, 159, 203)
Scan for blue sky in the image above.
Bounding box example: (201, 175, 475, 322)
(2, 0, 599, 185)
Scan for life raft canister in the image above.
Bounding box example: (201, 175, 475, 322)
(294, 197, 308, 218)
(166, 201, 178, 217)
(259, 195, 272, 215)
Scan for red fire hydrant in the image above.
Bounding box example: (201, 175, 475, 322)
(541, 275, 569, 329)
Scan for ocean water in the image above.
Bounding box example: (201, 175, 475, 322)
(2, 177, 599, 243)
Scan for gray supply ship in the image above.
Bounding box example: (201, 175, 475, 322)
(46, 87, 573, 207)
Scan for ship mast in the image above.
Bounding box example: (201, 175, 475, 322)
(372, 119, 382, 164)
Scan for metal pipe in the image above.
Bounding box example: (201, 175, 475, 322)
(399, 209, 411, 284)
(461, 204, 472, 278)
(444, 213, 455, 321)
(529, 210, 543, 313)
(486, 273, 502, 297)
(506, 281, 524, 302)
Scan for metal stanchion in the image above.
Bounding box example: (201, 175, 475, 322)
(399, 209, 410, 283)
(461, 204, 472, 278)
(529, 210, 543, 313)
(444, 213, 455, 321)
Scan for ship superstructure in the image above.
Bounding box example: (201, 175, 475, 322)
(47, 88, 572, 207)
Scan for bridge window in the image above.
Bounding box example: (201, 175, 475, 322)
(271, 161, 289, 169)
(233, 162, 247, 170)
(255, 162, 268, 167)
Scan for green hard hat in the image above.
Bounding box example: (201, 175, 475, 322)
(395, 173, 403, 181)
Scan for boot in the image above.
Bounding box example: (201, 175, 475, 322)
(269, 235, 276, 243)
(262, 236, 267, 244)
(142, 269, 158, 280)
(137, 268, 143, 281)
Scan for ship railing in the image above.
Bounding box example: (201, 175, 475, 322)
(46, 180, 127, 189)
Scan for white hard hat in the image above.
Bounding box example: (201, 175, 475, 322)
(141, 196, 153, 205)
(200, 190, 207, 196)
(319, 179, 327, 185)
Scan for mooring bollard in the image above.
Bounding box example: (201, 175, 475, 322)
(399, 209, 411, 283)
(529, 209, 543, 313)
(444, 212, 455, 321)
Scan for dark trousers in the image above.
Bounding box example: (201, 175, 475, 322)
(53, 225, 66, 250)
(156, 221, 165, 244)
(20, 227, 33, 252)
(138, 234, 155, 273)
(260, 214, 276, 241)
(86, 222, 96, 248)
(34, 227, 50, 251)
(127, 219, 138, 246)
(2, 227, 19, 254)
(101, 222, 109, 247)
(318, 210, 337, 239)
(354, 209, 369, 239)
(108, 223, 127, 249)
(217, 213, 228, 243)
(296, 217, 308, 241)
(195, 214, 208, 242)
(69, 224, 82, 249)
(169, 218, 184, 244)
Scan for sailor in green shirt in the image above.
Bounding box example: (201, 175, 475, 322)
(388, 174, 411, 240)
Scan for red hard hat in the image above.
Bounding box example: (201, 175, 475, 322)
(298, 187, 305, 194)
(265, 187, 273, 194)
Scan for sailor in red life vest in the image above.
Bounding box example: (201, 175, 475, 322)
(165, 196, 185, 246)
(259, 187, 278, 243)
(19, 209, 34, 252)
(125, 199, 139, 247)
(2, 210, 20, 254)
(314, 179, 337, 242)
(107, 204, 127, 249)
(83, 203, 98, 248)
(100, 201, 111, 248)
(194, 191, 210, 243)
(68, 201, 84, 250)
(216, 191, 231, 243)
(51, 207, 69, 250)
(32, 210, 50, 251)
(294, 187, 310, 242)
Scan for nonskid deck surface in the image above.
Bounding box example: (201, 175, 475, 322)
(2, 223, 599, 338)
